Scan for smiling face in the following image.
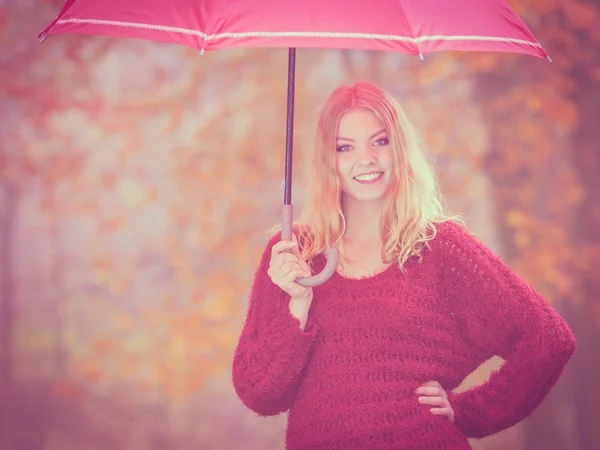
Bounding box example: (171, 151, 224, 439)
(335, 108, 395, 206)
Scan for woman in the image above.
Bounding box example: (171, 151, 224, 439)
(232, 82, 576, 449)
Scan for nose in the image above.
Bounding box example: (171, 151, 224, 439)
(356, 145, 377, 166)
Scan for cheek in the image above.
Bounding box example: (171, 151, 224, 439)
(383, 156, 397, 183)
(382, 151, 395, 172)
(334, 158, 353, 190)
(334, 158, 346, 186)
(335, 155, 348, 175)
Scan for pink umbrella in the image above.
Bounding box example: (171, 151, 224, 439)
(39, 0, 549, 286)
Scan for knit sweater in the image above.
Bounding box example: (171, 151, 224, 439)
(232, 221, 577, 449)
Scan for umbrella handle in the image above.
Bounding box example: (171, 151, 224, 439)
(281, 204, 338, 287)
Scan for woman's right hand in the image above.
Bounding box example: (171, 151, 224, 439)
(267, 234, 313, 327)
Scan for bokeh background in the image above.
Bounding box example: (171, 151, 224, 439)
(1, 1, 599, 449)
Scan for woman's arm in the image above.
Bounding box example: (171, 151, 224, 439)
(437, 222, 577, 438)
(232, 233, 318, 416)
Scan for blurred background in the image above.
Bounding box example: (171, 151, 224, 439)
(1, 0, 599, 449)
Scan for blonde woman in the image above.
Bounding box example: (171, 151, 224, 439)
(232, 82, 576, 449)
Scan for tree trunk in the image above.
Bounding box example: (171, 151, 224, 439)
(0, 179, 16, 384)
(50, 220, 67, 375)
(558, 69, 600, 450)
(471, 34, 600, 450)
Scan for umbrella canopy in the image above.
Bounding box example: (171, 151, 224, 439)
(40, 0, 548, 59)
(39, 0, 548, 287)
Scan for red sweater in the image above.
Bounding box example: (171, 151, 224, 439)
(232, 221, 576, 449)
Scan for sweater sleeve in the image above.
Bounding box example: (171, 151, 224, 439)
(231, 233, 318, 416)
(437, 222, 577, 439)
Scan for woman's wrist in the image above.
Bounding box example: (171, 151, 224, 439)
(289, 291, 313, 330)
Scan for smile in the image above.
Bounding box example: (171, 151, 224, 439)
(354, 172, 384, 184)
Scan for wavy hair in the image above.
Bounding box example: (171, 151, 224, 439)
(273, 82, 461, 271)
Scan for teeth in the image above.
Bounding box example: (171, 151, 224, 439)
(355, 172, 382, 181)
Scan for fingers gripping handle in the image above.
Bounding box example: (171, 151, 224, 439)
(297, 247, 339, 287)
(281, 204, 338, 287)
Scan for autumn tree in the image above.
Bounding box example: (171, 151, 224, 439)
(462, 1, 600, 448)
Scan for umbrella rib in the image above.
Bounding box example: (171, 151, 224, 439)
(52, 18, 544, 48)
(395, 0, 419, 56)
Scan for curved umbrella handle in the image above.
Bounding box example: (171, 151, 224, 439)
(281, 204, 338, 287)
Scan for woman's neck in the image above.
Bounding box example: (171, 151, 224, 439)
(341, 198, 384, 246)
(338, 198, 391, 273)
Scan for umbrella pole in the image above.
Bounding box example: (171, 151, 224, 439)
(281, 47, 296, 241)
(280, 48, 340, 286)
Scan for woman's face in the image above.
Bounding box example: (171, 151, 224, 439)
(335, 108, 394, 205)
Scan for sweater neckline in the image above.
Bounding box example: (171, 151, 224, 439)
(332, 262, 397, 284)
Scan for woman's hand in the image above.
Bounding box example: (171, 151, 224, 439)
(416, 381, 455, 422)
(267, 233, 313, 329)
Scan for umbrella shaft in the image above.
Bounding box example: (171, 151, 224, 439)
(284, 47, 296, 206)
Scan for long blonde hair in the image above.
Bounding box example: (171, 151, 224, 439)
(274, 82, 461, 270)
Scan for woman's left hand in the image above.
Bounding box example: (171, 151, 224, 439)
(416, 380, 455, 422)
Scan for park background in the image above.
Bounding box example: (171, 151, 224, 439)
(1, 0, 599, 449)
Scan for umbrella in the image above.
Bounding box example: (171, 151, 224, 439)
(38, 0, 549, 287)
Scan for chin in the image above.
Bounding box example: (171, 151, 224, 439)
(340, 177, 393, 204)
(345, 190, 388, 204)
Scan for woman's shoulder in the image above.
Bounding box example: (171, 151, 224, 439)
(427, 219, 504, 272)
(427, 219, 485, 259)
(431, 219, 469, 241)
(429, 219, 468, 244)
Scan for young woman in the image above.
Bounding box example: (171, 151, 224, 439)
(232, 82, 576, 449)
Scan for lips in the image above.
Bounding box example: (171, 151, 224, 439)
(353, 171, 384, 184)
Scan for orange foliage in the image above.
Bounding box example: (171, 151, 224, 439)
(1, 1, 598, 448)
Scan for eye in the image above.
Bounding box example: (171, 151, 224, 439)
(336, 144, 352, 152)
(374, 137, 389, 147)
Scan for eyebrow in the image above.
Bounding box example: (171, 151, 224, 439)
(336, 128, 387, 142)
